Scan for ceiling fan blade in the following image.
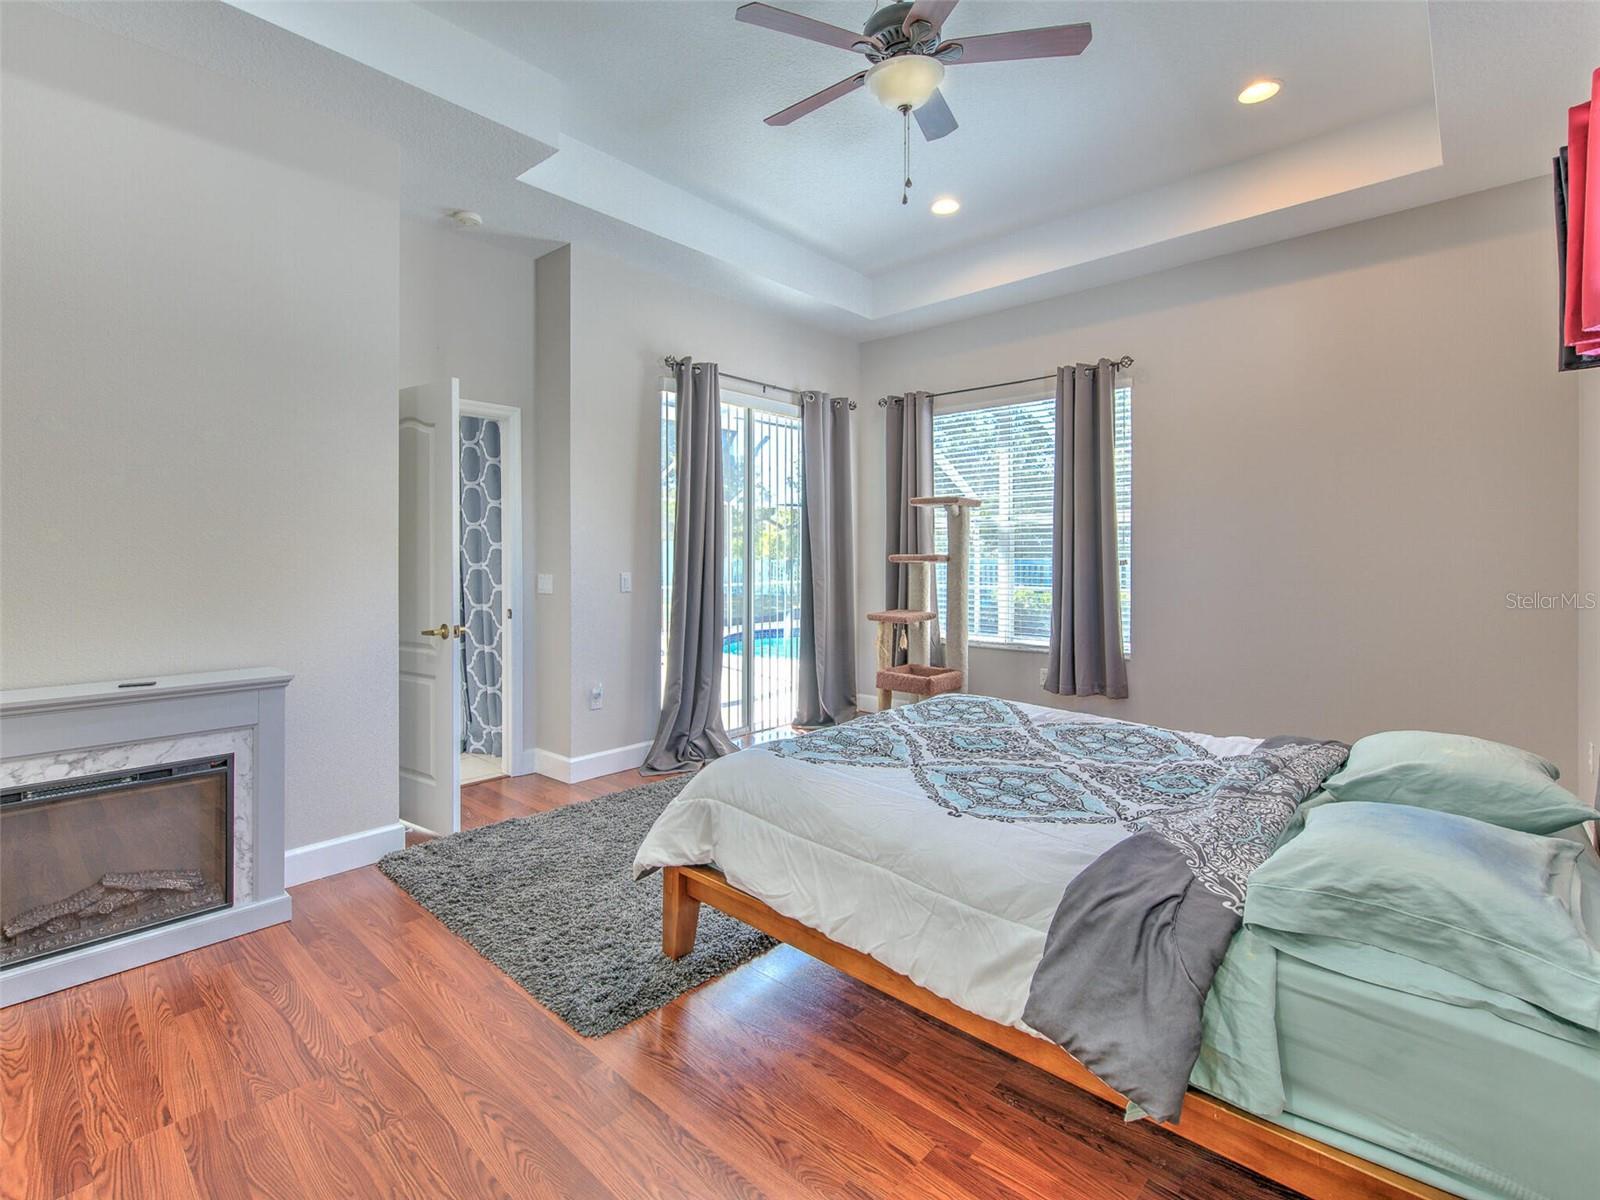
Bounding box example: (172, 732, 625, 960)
(736, 3, 870, 53)
(765, 71, 869, 126)
(914, 89, 958, 141)
(943, 23, 1092, 65)
(903, 0, 958, 35)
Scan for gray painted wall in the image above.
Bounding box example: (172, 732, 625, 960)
(1, 4, 400, 849)
(535, 245, 860, 764)
(399, 216, 538, 766)
(533, 246, 575, 759)
(858, 179, 1581, 779)
(4, 2, 1587, 809)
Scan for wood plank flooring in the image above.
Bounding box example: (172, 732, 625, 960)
(3, 768, 1306, 1200)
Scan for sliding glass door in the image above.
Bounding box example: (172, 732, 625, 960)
(661, 385, 802, 736)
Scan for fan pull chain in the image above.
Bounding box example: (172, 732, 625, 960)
(901, 106, 912, 205)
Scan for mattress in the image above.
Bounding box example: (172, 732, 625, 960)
(1259, 943, 1599, 1200)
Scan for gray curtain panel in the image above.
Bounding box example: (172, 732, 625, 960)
(644, 360, 737, 774)
(1044, 362, 1129, 698)
(883, 391, 943, 666)
(797, 392, 857, 727)
(458, 415, 504, 756)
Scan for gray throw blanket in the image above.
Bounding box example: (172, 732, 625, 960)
(1022, 736, 1349, 1123)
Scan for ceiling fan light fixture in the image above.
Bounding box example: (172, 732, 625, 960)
(1237, 78, 1282, 105)
(930, 196, 960, 215)
(866, 54, 945, 111)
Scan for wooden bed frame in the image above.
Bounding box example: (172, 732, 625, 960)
(662, 864, 1457, 1200)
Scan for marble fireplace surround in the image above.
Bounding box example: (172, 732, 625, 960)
(0, 669, 292, 1005)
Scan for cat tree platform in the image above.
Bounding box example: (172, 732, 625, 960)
(874, 664, 964, 698)
(866, 609, 937, 624)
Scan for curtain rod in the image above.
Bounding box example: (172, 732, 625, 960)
(663, 355, 856, 409)
(875, 356, 1135, 406)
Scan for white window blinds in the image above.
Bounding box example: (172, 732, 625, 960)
(932, 384, 1131, 654)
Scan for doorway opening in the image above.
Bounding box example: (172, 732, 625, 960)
(661, 384, 803, 738)
(398, 379, 524, 837)
(458, 413, 507, 785)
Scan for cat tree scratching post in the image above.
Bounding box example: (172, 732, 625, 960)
(886, 554, 942, 665)
(872, 495, 982, 708)
(908, 496, 982, 681)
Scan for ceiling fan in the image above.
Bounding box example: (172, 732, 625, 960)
(737, 1, 1093, 143)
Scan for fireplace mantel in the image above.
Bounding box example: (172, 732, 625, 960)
(0, 668, 293, 1005)
(0, 667, 294, 717)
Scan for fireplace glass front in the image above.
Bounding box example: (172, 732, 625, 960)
(1, 756, 232, 969)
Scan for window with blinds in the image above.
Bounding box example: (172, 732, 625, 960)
(932, 384, 1132, 655)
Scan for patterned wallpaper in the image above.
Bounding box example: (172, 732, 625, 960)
(459, 416, 503, 755)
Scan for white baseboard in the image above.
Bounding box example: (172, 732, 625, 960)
(284, 821, 406, 887)
(508, 745, 538, 777)
(534, 739, 650, 784)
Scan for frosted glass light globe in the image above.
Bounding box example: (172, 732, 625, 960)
(866, 55, 945, 111)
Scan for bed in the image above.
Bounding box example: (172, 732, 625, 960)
(633, 696, 1599, 1200)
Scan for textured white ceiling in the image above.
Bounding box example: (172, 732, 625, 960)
(425, 1, 1436, 267)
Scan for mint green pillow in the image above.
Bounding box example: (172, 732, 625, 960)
(1245, 801, 1600, 1030)
(1322, 730, 1598, 834)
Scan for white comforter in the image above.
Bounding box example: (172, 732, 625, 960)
(633, 699, 1263, 1034)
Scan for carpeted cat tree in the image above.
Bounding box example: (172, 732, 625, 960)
(868, 495, 981, 709)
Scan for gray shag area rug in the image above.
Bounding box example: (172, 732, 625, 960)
(378, 776, 774, 1036)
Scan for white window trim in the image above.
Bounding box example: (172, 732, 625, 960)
(723, 385, 801, 418)
(968, 637, 1048, 654)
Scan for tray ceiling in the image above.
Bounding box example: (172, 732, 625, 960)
(55, 0, 1600, 336)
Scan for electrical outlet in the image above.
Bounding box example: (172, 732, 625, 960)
(1589, 741, 1596, 777)
(537, 573, 554, 595)
(1039, 667, 1048, 687)
(589, 683, 604, 711)
(619, 571, 632, 593)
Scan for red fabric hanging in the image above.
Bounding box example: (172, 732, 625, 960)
(1565, 98, 1590, 348)
(1586, 68, 1600, 334)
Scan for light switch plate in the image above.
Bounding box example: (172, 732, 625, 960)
(537, 573, 554, 594)
(619, 571, 632, 593)
(589, 683, 604, 711)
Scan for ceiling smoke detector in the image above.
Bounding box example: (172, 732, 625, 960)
(448, 209, 484, 229)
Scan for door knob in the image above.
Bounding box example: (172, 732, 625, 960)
(421, 623, 469, 639)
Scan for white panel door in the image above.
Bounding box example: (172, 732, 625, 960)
(398, 379, 461, 835)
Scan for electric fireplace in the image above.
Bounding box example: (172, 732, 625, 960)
(1, 756, 233, 969)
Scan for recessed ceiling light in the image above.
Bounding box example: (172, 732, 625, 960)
(1237, 79, 1282, 105)
(930, 196, 961, 216)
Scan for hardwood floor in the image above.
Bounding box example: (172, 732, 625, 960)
(3, 768, 1306, 1200)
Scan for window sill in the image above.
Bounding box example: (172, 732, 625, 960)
(967, 639, 1048, 655)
